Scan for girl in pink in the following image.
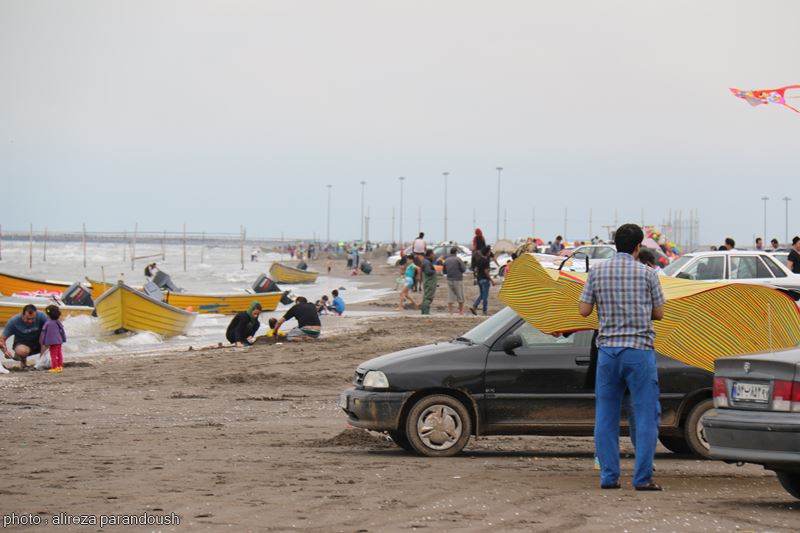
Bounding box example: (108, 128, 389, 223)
(41, 305, 67, 373)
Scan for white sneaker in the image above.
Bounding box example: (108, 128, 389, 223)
(0, 364, 10, 374)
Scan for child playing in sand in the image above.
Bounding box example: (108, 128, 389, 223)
(266, 318, 287, 338)
(40, 305, 67, 373)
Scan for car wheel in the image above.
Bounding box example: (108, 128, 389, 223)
(658, 435, 692, 455)
(388, 430, 415, 453)
(684, 399, 714, 459)
(776, 471, 800, 499)
(405, 394, 472, 457)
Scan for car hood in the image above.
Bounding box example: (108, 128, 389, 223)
(358, 341, 481, 372)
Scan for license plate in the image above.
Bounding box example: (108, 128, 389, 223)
(338, 393, 348, 410)
(732, 381, 769, 403)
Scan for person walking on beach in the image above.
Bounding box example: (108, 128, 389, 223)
(398, 257, 420, 310)
(470, 247, 494, 316)
(471, 229, 486, 285)
(579, 223, 665, 491)
(420, 249, 437, 315)
(444, 246, 466, 315)
(1, 304, 47, 372)
(225, 302, 262, 346)
(272, 297, 321, 341)
(40, 305, 67, 373)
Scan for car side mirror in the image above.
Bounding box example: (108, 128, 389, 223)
(676, 272, 691, 280)
(503, 334, 523, 355)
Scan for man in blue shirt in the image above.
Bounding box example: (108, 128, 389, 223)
(1, 304, 48, 371)
(331, 290, 345, 316)
(579, 224, 666, 491)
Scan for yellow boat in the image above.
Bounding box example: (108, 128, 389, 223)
(268, 263, 319, 284)
(94, 282, 196, 337)
(162, 291, 283, 315)
(0, 300, 94, 326)
(0, 272, 72, 296)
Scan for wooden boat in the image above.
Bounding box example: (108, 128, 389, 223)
(0, 300, 94, 326)
(162, 291, 283, 315)
(268, 263, 319, 284)
(0, 272, 72, 297)
(94, 282, 196, 337)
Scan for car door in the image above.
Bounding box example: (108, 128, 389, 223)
(483, 320, 594, 429)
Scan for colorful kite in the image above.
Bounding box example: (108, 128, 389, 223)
(730, 86, 800, 113)
(499, 254, 800, 372)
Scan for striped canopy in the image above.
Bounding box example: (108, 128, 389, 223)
(499, 254, 800, 371)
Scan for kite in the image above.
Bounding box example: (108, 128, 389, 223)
(499, 254, 800, 372)
(729, 85, 800, 113)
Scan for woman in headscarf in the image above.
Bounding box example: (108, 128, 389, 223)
(471, 229, 486, 285)
(225, 302, 262, 346)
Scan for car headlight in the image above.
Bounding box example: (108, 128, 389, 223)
(363, 370, 390, 389)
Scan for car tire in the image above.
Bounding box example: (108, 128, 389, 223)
(658, 435, 692, 455)
(405, 394, 472, 457)
(388, 430, 415, 453)
(776, 471, 800, 499)
(684, 399, 714, 459)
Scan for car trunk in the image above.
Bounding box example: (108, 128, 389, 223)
(713, 350, 800, 412)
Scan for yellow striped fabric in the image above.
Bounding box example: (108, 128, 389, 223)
(499, 254, 800, 371)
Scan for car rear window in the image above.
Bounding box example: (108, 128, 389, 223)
(762, 255, 788, 278)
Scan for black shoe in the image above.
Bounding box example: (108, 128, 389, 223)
(634, 481, 662, 491)
(469, 307, 477, 316)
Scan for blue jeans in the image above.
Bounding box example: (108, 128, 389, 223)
(473, 278, 490, 312)
(594, 346, 660, 487)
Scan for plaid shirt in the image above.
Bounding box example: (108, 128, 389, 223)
(579, 253, 665, 350)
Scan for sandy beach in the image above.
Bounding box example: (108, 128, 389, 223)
(1, 257, 797, 532)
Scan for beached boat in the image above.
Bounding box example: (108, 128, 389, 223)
(268, 263, 319, 284)
(162, 291, 283, 315)
(0, 300, 94, 326)
(94, 282, 196, 337)
(0, 272, 72, 297)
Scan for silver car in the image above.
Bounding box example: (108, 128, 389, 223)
(702, 347, 800, 499)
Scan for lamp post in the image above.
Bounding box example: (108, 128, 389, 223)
(398, 177, 405, 247)
(761, 196, 769, 245)
(783, 196, 791, 245)
(360, 181, 366, 245)
(443, 171, 449, 242)
(326, 184, 332, 243)
(495, 167, 503, 243)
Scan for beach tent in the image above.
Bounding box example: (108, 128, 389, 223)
(493, 239, 517, 254)
(499, 254, 800, 372)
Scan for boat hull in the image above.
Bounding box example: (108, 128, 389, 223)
(0, 272, 71, 297)
(268, 263, 319, 284)
(94, 283, 196, 337)
(0, 300, 94, 326)
(163, 291, 282, 314)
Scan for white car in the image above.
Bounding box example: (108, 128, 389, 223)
(663, 250, 800, 297)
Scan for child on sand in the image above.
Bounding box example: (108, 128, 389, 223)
(41, 305, 67, 373)
(267, 318, 287, 338)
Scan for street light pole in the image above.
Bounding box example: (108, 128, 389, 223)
(326, 184, 332, 243)
(783, 196, 791, 245)
(761, 196, 769, 244)
(398, 177, 405, 247)
(443, 171, 449, 242)
(495, 167, 503, 243)
(360, 181, 366, 244)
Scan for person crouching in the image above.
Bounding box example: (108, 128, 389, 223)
(226, 302, 262, 346)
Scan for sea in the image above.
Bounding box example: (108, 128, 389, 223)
(0, 240, 392, 360)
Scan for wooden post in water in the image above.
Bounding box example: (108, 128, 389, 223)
(43, 226, 47, 262)
(200, 232, 205, 264)
(162, 230, 166, 261)
(182, 223, 187, 272)
(122, 230, 127, 263)
(240, 225, 245, 271)
(28, 224, 33, 269)
(131, 223, 138, 271)
(82, 223, 87, 269)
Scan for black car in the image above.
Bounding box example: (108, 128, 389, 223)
(702, 348, 800, 499)
(339, 307, 713, 457)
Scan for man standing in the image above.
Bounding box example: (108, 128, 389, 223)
(420, 249, 437, 315)
(549, 235, 564, 255)
(1, 304, 48, 371)
(470, 247, 495, 316)
(443, 246, 466, 315)
(579, 224, 665, 491)
(755, 237, 764, 251)
(724, 238, 736, 251)
(272, 297, 321, 341)
(771, 238, 781, 251)
(787, 236, 800, 274)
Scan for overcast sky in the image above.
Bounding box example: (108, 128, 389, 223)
(1, 1, 798, 247)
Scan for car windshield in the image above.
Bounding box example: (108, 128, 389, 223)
(663, 255, 691, 276)
(459, 306, 516, 345)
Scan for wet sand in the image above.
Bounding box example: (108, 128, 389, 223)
(1, 256, 797, 532)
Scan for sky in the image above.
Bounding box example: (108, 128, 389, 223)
(1, 0, 798, 248)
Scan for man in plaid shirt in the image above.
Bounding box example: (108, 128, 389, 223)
(579, 224, 665, 491)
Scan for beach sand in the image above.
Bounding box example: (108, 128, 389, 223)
(0, 256, 796, 532)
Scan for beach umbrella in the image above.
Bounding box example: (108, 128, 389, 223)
(499, 254, 800, 372)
